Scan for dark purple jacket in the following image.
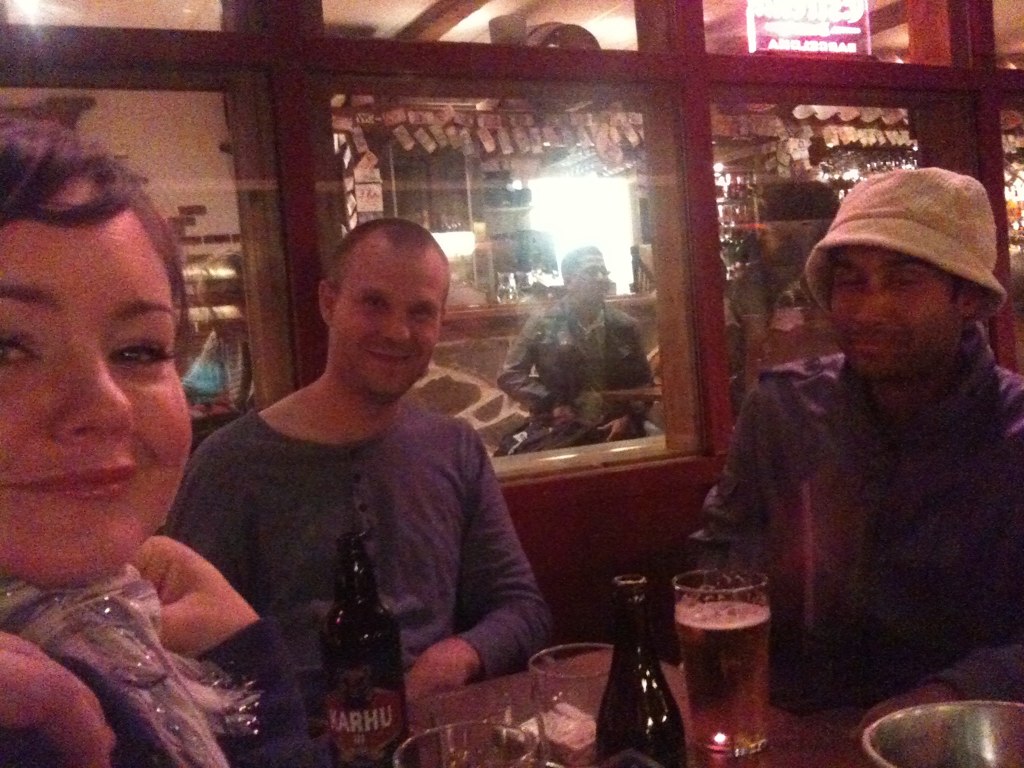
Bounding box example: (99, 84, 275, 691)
(697, 324, 1024, 711)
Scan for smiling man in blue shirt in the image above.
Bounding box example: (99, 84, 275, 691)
(169, 219, 551, 717)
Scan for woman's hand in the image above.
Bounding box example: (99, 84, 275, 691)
(0, 631, 115, 768)
(132, 535, 258, 657)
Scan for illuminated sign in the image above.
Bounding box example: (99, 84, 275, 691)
(747, 1, 872, 56)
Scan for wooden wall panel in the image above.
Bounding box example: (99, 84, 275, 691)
(504, 455, 724, 661)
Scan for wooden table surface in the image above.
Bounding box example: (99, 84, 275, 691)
(409, 663, 874, 768)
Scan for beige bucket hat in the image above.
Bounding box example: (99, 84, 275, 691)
(805, 167, 1006, 317)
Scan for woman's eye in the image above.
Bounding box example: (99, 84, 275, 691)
(114, 344, 174, 365)
(0, 336, 33, 364)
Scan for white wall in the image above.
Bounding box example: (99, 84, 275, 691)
(0, 87, 241, 244)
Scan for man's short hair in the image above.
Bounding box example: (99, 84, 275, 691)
(324, 217, 447, 284)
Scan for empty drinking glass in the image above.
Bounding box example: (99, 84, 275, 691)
(528, 642, 612, 766)
(392, 720, 537, 768)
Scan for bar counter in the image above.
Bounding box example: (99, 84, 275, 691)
(409, 662, 873, 768)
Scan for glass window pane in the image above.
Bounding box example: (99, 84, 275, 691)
(704, 0, 953, 64)
(0, 0, 251, 31)
(316, 81, 698, 473)
(712, 99, 919, 412)
(0, 85, 292, 445)
(321, 0, 640, 51)
(995, 0, 1024, 68)
(1006, 106, 1024, 365)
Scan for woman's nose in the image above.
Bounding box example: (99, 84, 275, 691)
(51, 354, 133, 439)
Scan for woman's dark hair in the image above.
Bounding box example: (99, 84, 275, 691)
(0, 117, 187, 333)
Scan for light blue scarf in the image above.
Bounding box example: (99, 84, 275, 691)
(0, 567, 260, 768)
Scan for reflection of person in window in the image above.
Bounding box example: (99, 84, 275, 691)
(724, 181, 839, 412)
(497, 246, 654, 449)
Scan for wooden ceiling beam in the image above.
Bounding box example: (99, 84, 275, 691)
(394, 0, 490, 42)
(869, 1, 907, 36)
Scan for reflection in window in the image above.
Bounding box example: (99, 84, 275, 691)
(321, 0, 637, 50)
(1005, 107, 1024, 365)
(995, 0, 1024, 68)
(319, 87, 682, 467)
(706, 0, 1022, 66)
(707, 1, 889, 59)
(0, 86, 290, 447)
(712, 101, 918, 412)
(705, 1, 1000, 65)
(2, 0, 224, 30)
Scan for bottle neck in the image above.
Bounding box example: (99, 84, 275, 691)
(334, 535, 383, 607)
(611, 575, 655, 654)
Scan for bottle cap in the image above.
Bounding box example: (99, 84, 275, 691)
(612, 573, 647, 588)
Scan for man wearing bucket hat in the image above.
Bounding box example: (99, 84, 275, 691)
(694, 167, 1024, 725)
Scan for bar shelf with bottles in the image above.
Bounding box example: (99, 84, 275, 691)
(714, 167, 759, 282)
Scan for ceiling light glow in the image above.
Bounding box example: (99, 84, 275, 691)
(13, 0, 42, 23)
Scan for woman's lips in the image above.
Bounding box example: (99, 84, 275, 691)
(7, 466, 135, 499)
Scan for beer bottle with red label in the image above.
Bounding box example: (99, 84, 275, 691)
(321, 531, 408, 768)
(596, 574, 686, 767)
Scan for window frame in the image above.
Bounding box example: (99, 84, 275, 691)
(0, 0, 1021, 479)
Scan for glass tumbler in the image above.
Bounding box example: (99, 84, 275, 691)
(392, 720, 537, 768)
(528, 642, 612, 766)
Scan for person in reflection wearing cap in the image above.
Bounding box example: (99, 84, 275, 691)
(495, 246, 655, 455)
(692, 167, 1024, 729)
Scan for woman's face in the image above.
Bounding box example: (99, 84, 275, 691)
(0, 210, 191, 587)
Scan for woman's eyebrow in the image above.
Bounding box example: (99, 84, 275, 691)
(0, 283, 174, 319)
(0, 282, 60, 307)
(113, 299, 176, 322)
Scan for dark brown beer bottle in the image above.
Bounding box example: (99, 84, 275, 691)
(596, 574, 686, 768)
(321, 531, 408, 768)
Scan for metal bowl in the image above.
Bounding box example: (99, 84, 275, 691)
(862, 700, 1024, 768)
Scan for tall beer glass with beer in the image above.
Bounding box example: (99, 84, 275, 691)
(673, 570, 770, 756)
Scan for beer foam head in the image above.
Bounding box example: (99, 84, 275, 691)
(675, 600, 770, 630)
